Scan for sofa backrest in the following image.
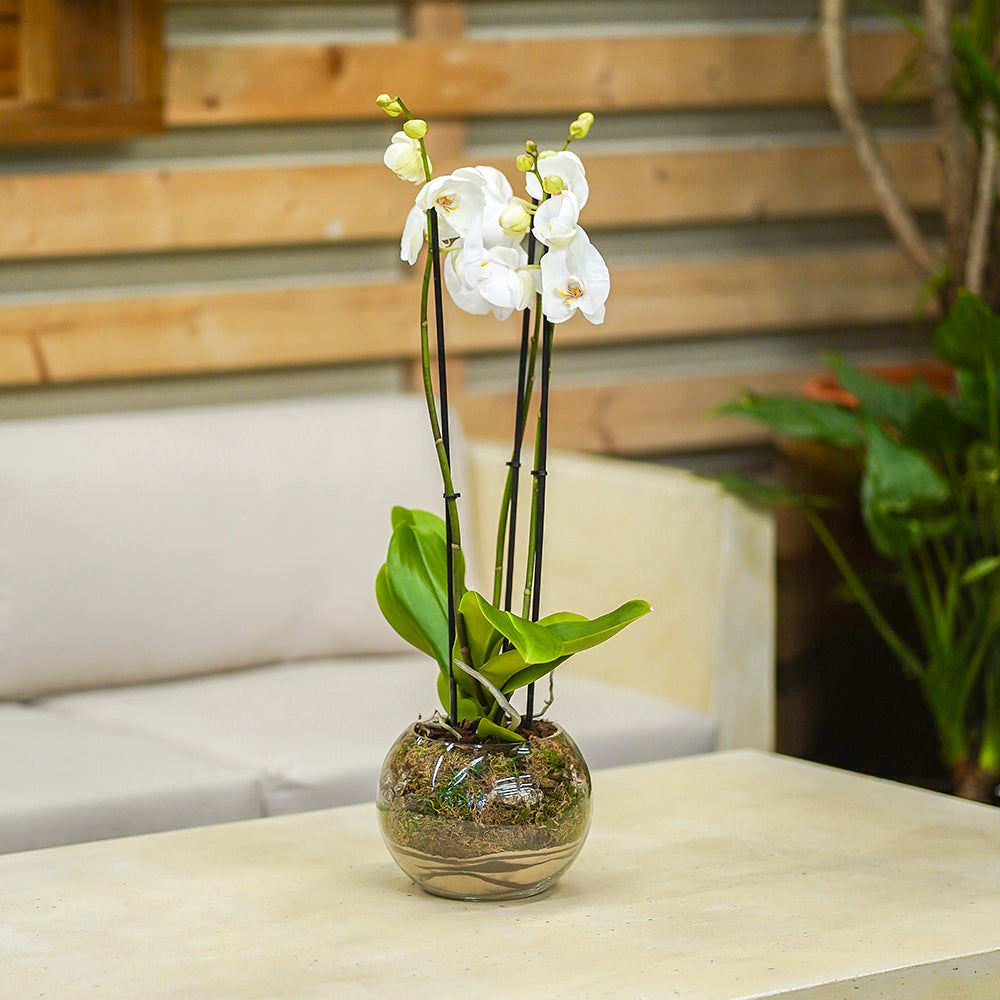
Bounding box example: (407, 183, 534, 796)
(0, 394, 463, 699)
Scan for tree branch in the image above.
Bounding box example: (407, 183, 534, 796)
(922, 0, 976, 289)
(967, 106, 998, 295)
(819, 0, 940, 278)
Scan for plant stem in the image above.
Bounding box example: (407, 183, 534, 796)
(524, 317, 555, 726)
(419, 209, 470, 726)
(806, 509, 923, 676)
(493, 228, 541, 611)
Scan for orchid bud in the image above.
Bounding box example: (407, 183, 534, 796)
(542, 174, 564, 195)
(525, 140, 538, 155)
(499, 198, 533, 238)
(376, 94, 403, 118)
(403, 118, 427, 139)
(569, 112, 594, 139)
(515, 153, 534, 172)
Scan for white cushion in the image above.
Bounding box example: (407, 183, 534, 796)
(0, 703, 261, 853)
(0, 394, 460, 699)
(41, 656, 715, 814)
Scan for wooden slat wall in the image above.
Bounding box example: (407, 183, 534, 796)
(0, 0, 935, 459)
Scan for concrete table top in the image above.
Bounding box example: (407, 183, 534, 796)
(3, 750, 1000, 999)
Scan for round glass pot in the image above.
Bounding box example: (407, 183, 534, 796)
(377, 720, 592, 901)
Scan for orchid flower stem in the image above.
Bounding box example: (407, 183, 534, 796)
(524, 317, 555, 727)
(493, 222, 541, 613)
(423, 209, 468, 726)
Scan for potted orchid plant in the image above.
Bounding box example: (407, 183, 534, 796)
(372, 95, 649, 900)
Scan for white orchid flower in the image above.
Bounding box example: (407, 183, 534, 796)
(416, 170, 487, 239)
(478, 245, 539, 317)
(532, 191, 581, 248)
(415, 170, 489, 274)
(540, 229, 609, 325)
(383, 131, 427, 184)
(525, 150, 589, 208)
(444, 245, 538, 321)
(443, 245, 494, 316)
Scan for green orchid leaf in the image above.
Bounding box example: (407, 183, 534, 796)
(456, 589, 504, 671)
(402, 507, 467, 596)
(860, 421, 952, 556)
(375, 564, 436, 661)
(476, 717, 525, 743)
(465, 592, 565, 664)
(541, 599, 652, 656)
(502, 659, 570, 697)
(475, 646, 565, 695)
(932, 290, 1000, 374)
(714, 392, 863, 447)
(382, 508, 451, 671)
(823, 353, 928, 431)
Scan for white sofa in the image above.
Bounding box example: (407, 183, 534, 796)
(0, 393, 774, 853)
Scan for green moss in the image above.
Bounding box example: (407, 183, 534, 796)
(377, 722, 592, 860)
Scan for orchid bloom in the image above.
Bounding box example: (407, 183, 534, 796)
(416, 170, 488, 240)
(532, 191, 581, 249)
(444, 244, 539, 320)
(383, 132, 427, 184)
(540, 230, 609, 324)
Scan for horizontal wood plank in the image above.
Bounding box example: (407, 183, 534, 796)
(0, 247, 923, 383)
(167, 30, 918, 126)
(0, 139, 940, 258)
(0, 17, 16, 100)
(0, 333, 41, 383)
(0, 99, 163, 144)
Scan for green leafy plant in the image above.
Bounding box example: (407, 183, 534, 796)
(373, 96, 649, 743)
(718, 290, 1000, 801)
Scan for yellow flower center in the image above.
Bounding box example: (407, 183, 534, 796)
(559, 279, 585, 301)
(436, 194, 457, 213)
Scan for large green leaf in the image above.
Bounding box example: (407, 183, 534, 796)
(932, 290, 1000, 374)
(902, 394, 977, 454)
(396, 507, 467, 596)
(375, 563, 436, 661)
(382, 508, 451, 671)
(714, 474, 833, 511)
(823, 353, 926, 431)
(480, 602, 652, 695)
(860, 422, 952, 556)
(714, 392, 863, 447)
(541, 600, 652, 655)
(474, 645, 566, 695)
(464, 591, 566, 664)
(456, 589, 504, 672)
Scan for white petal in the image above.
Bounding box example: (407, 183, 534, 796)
(400, 204, 426, 264)
(532, 192, 581, 248)
(444, 248, 493, 316)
